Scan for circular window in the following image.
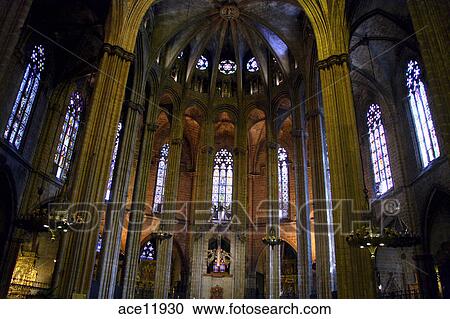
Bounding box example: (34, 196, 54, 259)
(219, 60, 237, 75)
(246, 57, 259, 72)
(196, 55, 209, 70)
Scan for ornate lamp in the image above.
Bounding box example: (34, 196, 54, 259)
(346, 217, 420, 259)
(262, 227, 282, 248)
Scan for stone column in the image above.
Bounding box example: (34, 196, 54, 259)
(97, 100, 144, 299)
(265, 117, 281, 299)
(121, 93, 160, 298)
(306, 101, 333, 298)
(407, 0, 450, 156)
(55, 44, 134, 298)
(291, 107, 313, 299)
(189, 117, 214, 298)
(154, 110, 184, 298)
(232, 119, 248, 298)
(316, 54, 375, 298)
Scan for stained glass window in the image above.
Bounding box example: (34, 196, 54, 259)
(246, 57, 259, 72)
(406, 60, 440, 167)
(4, 45, 45, 149)
(277, 147, 289, 219)
(96, 235, 102, 253)
(211, 149, 233, 222)
(177, 51, 184, 59)
(196, 55, 208, 70)
(367, 104, 393, 196)
(153, 143, 170, 213)
(105, 122, 123, 201)
(219, 60, 237, 75)
(54, 91, 83, 180)
(140, 240, 156, 261)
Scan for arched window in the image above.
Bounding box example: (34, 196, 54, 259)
(140, 240, 156, 261)
(105, 122, 123, 201)
(367, 104, 393, 195)
(153, 143, 170, 213)
(277, 147, 289, 219)
(54, 91, 83, 180)
(211, 148, 233, 222)
(196, 55, 208, 70)
(4, 45, 45, 149)
(246, 57, 259, 72)
(406, 60, 440, 167)
(96, 235, 102, 253)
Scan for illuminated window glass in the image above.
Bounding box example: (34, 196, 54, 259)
(140, 240, 156, 261)
(406, 60, 440, 167)
(105, 122, 123, 201)
(153, 143, 170, 213)
(277, 147, 289, 219)
(219, 60, 237, 75)
(246, 57, 259, 72)
(367, 104, 393, 195)
(177, 51, 184, 59)
(211, 149, 233, 222)
(54, 91, 83, 180)
(196, 55, 208, 70)
(96, 235, 102, 253)
(4, 45, 45, 149)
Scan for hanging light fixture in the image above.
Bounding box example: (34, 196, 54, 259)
(262, 227, 282, 248)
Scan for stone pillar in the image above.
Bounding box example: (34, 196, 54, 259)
(407, 0, 450, 156)
(306, 103, 333, 298)
(291, 107, 313, 299)
(154, 111, 184, 298)
(121, 93, 160, 299)
(232, 119, 248, 298)
(189, 117, 214, 298)
(55, 44, 134, 298)
(265, 117, 281, 298)
(97, 100, 144, 299)
(316, 54, 375, 298)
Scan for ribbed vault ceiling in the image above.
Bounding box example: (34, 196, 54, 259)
(148, 0, 309, 85)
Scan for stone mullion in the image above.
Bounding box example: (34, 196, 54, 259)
(232, 120, 248, 298)
(291, 106, 313, 299)
(317, 55, 375, 298)
(56, 47, 133, 298)
(265, 117, 281, 299)
(407, 0, 450, 156)
(121, 93, 160, 299)
(306, 106, 331, 298)
(189, 117, 214, 298)
(154, 113, 184, 298)
(98, 100, 144, 298)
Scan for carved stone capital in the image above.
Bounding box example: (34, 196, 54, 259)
(126, 100, 145, 114)
(103, 43, 135, 62)
(316, 53, 349, 70)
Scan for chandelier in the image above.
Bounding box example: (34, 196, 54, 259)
(262, 227, 282, 248)
(346, 217, 420, 259)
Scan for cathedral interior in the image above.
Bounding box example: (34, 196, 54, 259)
(0, 0, 449, 299)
